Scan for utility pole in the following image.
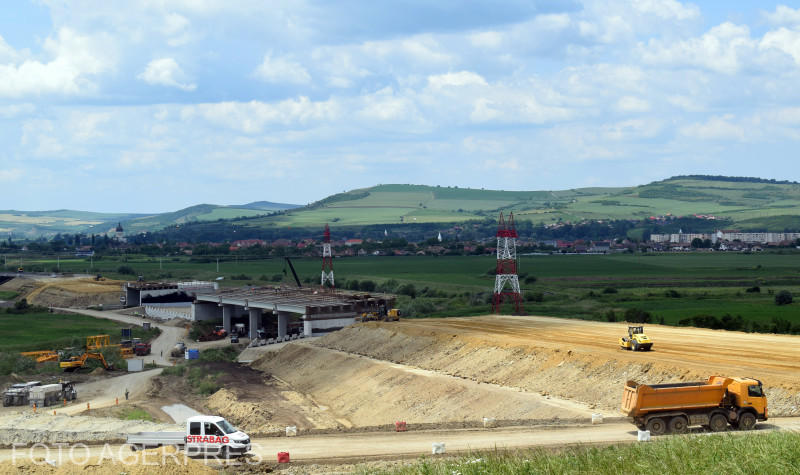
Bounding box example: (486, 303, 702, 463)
(216, 258, 219, 273)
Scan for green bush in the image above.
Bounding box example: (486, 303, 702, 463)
(161, 364, 187, 376)
(198, 347, 239, 362)
(775, 290, 793, 305)
(664, 289, 682, 298)
(602, 287, 618, 294)
(624, 308, 652, 323)
(745, 285, 761, 293)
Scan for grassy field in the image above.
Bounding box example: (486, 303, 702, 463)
(10, 251, 800, 329)
(359, 432, 800, 475)
(0, 311, 160, 353)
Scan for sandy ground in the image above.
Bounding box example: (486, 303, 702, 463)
(309, 316, 800, 416)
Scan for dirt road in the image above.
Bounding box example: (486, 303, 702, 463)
(1, 417, 798, 464)
(57, 369, 164, 415)
(393, 315, 800, 387)
(54, 308, 186, 366)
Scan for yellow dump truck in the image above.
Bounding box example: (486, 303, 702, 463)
(621, 376, 767, 435)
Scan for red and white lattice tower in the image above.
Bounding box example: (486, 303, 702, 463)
(492, 211, 523, 314)
(321, 224, 335, 288)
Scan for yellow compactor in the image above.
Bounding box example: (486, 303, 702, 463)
(619, 326, 653, 351)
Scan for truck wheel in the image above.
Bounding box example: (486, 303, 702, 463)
(738, 412, 756, 431)
(709, 413, 728, 432)
(646, 417, 666, 435)
(668, 416, 689, 434)
(3, 397, 10, 407)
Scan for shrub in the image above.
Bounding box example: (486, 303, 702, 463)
(664, 289, 681, 298)
(525, 292, 544, 303)
(624, 308, 652, 324)
(162, 364, 187, 376)
(775, 290, 793, 306)
(604, 310, 617, 322)
(524, 276, 537, 284)
(117, 265, 135, 275)
(230, 274, 251, 281)
(745, 286, 761, 293)
(602, 287, 618, 294)
(398, 283, 417, 298)
(198, 347, 239, 362)
(359, 280, 376, 292)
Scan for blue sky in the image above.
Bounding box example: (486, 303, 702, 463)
(2, 1, 800, 213)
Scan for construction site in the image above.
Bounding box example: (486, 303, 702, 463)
(0, 217, 799, 473)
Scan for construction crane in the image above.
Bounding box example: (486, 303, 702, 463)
(283, 257, 302, 288)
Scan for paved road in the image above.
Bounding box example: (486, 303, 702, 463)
(54, 308, 187, 366)
(1, 417, 799, 464)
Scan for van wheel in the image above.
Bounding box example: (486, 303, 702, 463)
(709, 413, 728, 432)
(646, 417, 666, 435)
(738, 412, 756, 430)
(668, 416, 689, 434)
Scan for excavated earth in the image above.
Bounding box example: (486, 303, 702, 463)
(253, 315, 800, 425)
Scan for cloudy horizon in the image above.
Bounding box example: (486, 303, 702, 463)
(2, 1, 800, 213)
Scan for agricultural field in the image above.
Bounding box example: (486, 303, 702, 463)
(10, 251, 800, 331)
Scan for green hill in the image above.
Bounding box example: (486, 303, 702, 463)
(234, 176, 800, 230)
(5, 176, 800, 238)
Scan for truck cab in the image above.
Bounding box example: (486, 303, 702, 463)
(725, 377, 768, 425)
(185, 416, 250, 456)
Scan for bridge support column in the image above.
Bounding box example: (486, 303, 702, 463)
(248, 308, 261, 340)
(222, 305, 234, 333)
(277, 311, 289, 338)
(303, 316, 312, 337)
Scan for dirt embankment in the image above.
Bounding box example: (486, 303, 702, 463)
(305, 318, 800, 417)
(252, 343, 592, 429)
(24, 278, 124, 308)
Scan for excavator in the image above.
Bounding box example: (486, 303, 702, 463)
(59, 352, 111, 371)
(619, 326, 653, 351)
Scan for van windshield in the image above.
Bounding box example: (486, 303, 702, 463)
(218, 420, 237, 434)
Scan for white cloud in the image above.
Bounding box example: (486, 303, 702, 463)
(427, 71, 487, 89)
(679, 115, 745, 141)
(185, 97, 341, 133)
(0, 28, 115, 97)
(357, 87, 418, 122)
(0, 35, 20, 62)
(639, 22, 754, 74)
(161, 13, 192, 46)
(762, 5, 800, 27)
(760, 27, 800, 65)
(253, 53, 311, 84)
(631, 0, 700, 21)
(138, 57, 196, 91)
(616, 96, 650, 112)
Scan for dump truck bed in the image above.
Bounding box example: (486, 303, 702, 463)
(622, 376, 730, 417)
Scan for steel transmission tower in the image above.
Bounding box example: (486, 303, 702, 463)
(492, 211, 523, 314)
(321, 224, 335, 288)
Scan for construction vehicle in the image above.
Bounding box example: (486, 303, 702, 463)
(88, 334, 133, 357)
(619, 326, 653, 351)
(134, 341, 152, 356)
(170, 342, 186, 357)
(29, 381, 77, 407)
(621, 375, 767, 435)
(356, 306, 401, 322)
(17, 267, 23, 273)
(127, 415, 251, 457)
(59, 352, 110, 372)
(20, 350, 60, 363)
(2, 381, 41, 406)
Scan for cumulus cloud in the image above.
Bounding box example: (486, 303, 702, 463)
(138, 57, 196, 91)
(253, 53, 311, 84)
(0, 28, 115, 97)
(762, 5, 800, 27)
